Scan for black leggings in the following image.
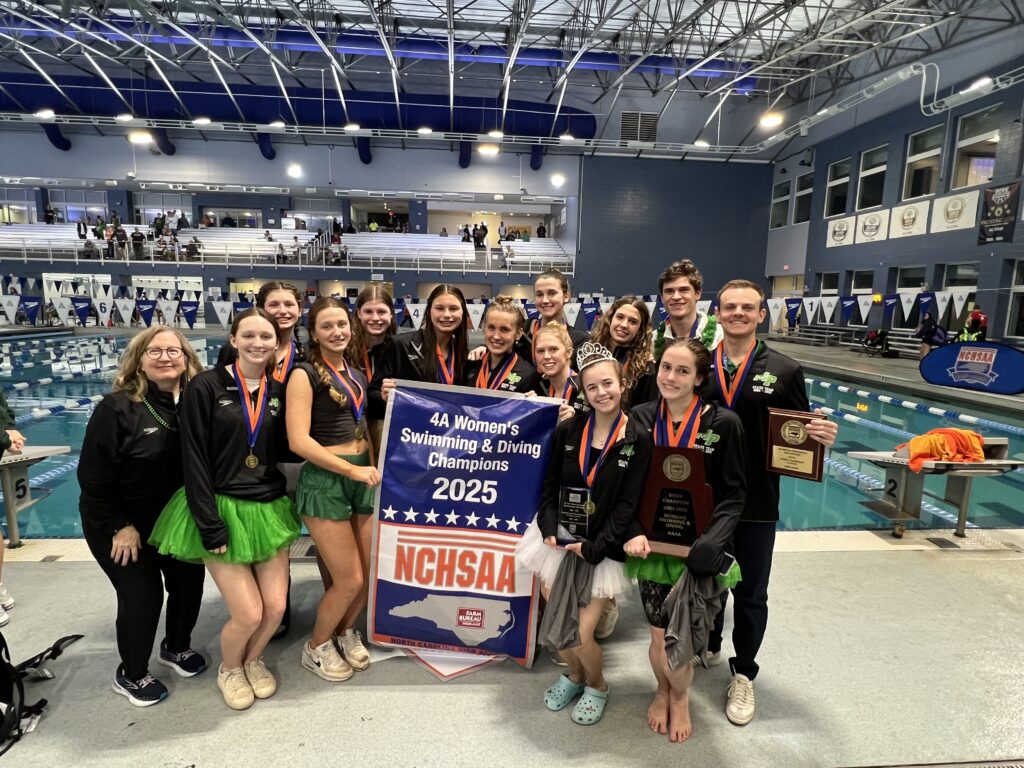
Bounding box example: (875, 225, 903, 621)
(84, 523, 206, 680)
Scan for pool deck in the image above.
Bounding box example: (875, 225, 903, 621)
(767, 339, 1024, 416)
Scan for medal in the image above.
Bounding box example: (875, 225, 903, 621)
(272, 340, 297, 384)
(578, 410, 626, 499)
(584, 499, 596, 515)
(714, 341, 757, 410)
(475, 352, 519, 390)
(655, 395, 701, 448)
(232, 362, 268, 470)
(436, 344, 456, 385)
(322, 358, 367, 430)
(355, 422, 366, 440)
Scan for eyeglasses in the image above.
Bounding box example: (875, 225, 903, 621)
(144, 347, 184, 360)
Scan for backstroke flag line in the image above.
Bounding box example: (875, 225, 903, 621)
(368, 382, 560, 671)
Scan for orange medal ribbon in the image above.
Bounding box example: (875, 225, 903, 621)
(475, 352, 519, 390)
(714, 342, 756, 410)
(578, 410, 626, 490)
(436, 344, 456, 385)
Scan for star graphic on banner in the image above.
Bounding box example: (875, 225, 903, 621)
(505, 517, 521, 533)
(464, 511, 480, 527)
(403, 507, 419, 522)
(382, 505, 398, 521)
(424, 509, 439, 524)
(445, 510, 460, 526)
(484, 514, 500, 529)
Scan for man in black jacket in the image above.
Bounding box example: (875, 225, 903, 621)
(701, 279, 837, 727)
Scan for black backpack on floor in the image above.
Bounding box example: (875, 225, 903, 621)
(0, 631, 82, 757)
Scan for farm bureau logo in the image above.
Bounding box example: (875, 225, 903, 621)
(947, 347, 999, 386)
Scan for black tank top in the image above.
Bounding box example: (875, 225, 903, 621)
(296, 362, 364, 446)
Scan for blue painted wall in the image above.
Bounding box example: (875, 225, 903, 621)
(408, 200, 428, 233)
(106, 190, 133, 224)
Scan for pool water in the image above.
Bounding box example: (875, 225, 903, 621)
(3, 337, 1023, 538)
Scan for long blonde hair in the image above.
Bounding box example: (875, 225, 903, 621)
(112, 325, 204, 402)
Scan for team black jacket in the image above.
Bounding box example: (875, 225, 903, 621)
(537, 412, 652, 565)
(78, 387, 184, 540)
(700, 341, 809, 523)
(357, 335, 394, 421)
(515, 322, 590, 365)
(181, 367, 289, 550)
(464, 352, 541, 393)
(631, 399, 747, 574)
(534, 373, 590, 416)
(369, 329, 467, 391)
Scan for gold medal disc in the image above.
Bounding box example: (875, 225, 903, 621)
(584, 499, 596, 515)
(245, 453, 259, 469)
(355, 423, 365, 440)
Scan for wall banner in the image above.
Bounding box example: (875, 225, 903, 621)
(930, 190, 980, 233)
(825, 216, 855, 248)
(855, 210, 889, 244)
(977, 181, 1020, 244)
(889, 201, 930, 239)
(369, 382, 559, 670)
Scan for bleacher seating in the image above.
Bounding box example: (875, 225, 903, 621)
(501, 238, 574, 268)
(341, 233, 477, 268)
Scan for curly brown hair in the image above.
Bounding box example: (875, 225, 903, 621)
(591, 296, 652, 394)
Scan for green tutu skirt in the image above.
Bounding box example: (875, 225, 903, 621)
(149, 488, 300, 565)
(626, 552, 742, 589)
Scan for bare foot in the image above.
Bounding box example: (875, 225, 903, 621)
(668, 691, 693, 743)
(647, 691, 669, 734)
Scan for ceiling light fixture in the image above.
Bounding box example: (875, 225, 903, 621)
(287, 163, 303, 178)
(417, 126, 433, 135)
(128, 130, 153, 145)
(344, 122, 361, 131)
(488, 130, 504, 139)
(559, 133, 575, 142)
(759, 112, 784, 129)
(478, 144, 500, 156)
(268, 119, 286, 129)
(550, 173, 566, 187)
(694, 139, 710, 149)
(34, 108, 55, 119)
(192, 116, 211, 126)
(115, 113, 134, 122)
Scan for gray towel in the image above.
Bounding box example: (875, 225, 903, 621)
(663, 570, 727, 671)
(537, 553, 595, 651)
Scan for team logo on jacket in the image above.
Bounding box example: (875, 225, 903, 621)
(752, 371, 777, 394)
(507, 373, 521, 386)
(268, 396, 282, 415)
(947, 347, 998, 385)
(697, 429, 720, 445)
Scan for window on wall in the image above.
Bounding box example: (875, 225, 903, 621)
(897, 266, 927, 290)
(769, 180, 791, 229)
(953, 104, 1001, 189)
(851, 269, 873, 293)
(825, 158, 850, 217)
(793, 173, 813, 224)
(819, 272, 839, 295)
(856, 144, 888, 210)
(943, 262, 979, 288)
(1008, 260, 1024, 337)
(903, 125, 944, 200)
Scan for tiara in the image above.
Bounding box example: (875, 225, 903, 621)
(576, 341, 616, 372)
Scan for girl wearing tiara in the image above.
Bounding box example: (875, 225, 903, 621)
(465, 296, 541, 393)
(516, 341, 651, 726)
(287, 297, 381, 682)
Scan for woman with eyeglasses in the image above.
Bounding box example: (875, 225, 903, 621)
(79, 326, 208, 707)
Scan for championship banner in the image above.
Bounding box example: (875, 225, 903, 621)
(93, 298, 113, 327)
(71, 296, 92, 326)
(856, 295, 874, 325)
(114, 298, 136, 326)
(898, 293, 916, 322)
(20, 296, 40, 325)
(920, 342, 1024, 396)
(855, 210, 889, 244)
(53, 297, 74, 326)
(890, 201, 929, 239)
(930, 190, 979, 233)
(825, 216, 855, 248)
(136, 299, 157, 327)
(466, 302, 486, 330)
(211, 301, 233, 329)
(180, 301, 199, 329)
(883, 294, 900, 323)
(563, 301, 581, 329)
(0, 295, 19, 324)
(820, 296, 839, 323)
(839, 296, 856, 324)
(783, 298, 802, 327)
(369, 382, 559, 672)
(978, 181, 1020, 244)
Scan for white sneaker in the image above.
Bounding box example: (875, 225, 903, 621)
(0, 605, 9, 628)
(594, 598, 619, 640)
(0, 583, 15, 610)
(705, 650, 725, 667)
(302, 640, 353, 682)
(217, 665, 254, 711)
(243, 659, 277, 699)
(726, 674, 756, 725)
(338, 630, 370, 671)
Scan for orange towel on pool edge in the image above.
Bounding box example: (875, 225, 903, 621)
(897, 429, 985, 472)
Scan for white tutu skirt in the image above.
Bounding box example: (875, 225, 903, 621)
(515, 519, 632, 600)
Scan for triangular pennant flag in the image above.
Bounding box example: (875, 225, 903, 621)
(136, 299, 157, 327)
(25, 278, 36, 291)
(180, 301, 199, 329)
(898, 293, 916, 321)
(232, 301, 253, 316)
(597, 297, 615, 316)
(406, 301, 426, 329)
(784, 298, 802, 327)
(802, 297, 820, 324)
(934, 290, 952, 320)
(53, 296, 75, 325)
(0, 295, 20, 324)
(563, 302, 582, 329)
(71, 296, 92, 326)
(644, 299, 656, 319)
(951, 290, 969, 318)
(211, 301, 233, 329)
(767, 298, 785, 326)
(114, 298, 135, 325)
(93, 297, 112, 327)
(582, 301, 600, 330)
(157, 299, 179, 326)
(523, 302, 539, 322)
(394, 299, 406, 328)
(883, 294, 900, 322)
(917, 292, 935, 317)
(53, 280, 63, 294)
(70, 281, 80, 293)
(696, 300, 712, 316)
(466, 303, 486, 330)
(857, 295, 874, 324)
(840, 296, 856, 323)
(820, 296, 839, 323)
(19, 296, 40, 325)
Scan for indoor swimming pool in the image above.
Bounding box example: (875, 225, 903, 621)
(2, 333, 1023, 538)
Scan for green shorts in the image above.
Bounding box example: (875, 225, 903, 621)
(295, 452, 376, 521)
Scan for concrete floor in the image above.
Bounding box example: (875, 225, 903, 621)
(3, 545, 1023, 768)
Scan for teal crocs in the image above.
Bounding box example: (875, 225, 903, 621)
(571, 685, 609, 725)
(543, 674, 585, 711)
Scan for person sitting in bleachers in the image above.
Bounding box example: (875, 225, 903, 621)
(82, 238, 98, 258)
(439, 227, 449, 237)
(537, 223, 547, 238)
(277, 243, 287, 264)
(76, 219, 88, 239)
(185, 236, 202, 260)
(264, 230, 274, 242)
